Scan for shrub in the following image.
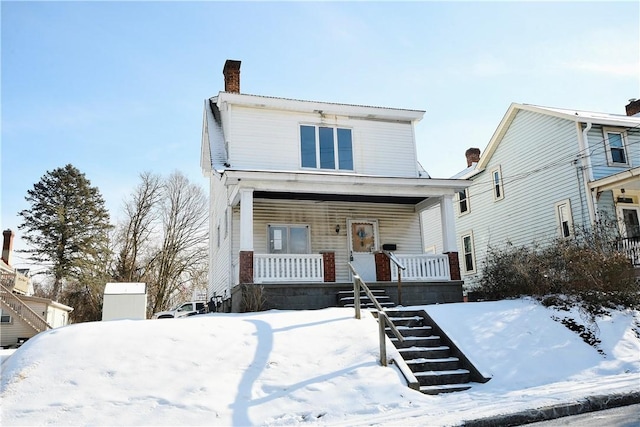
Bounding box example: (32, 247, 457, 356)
(474, 230, 639, 312)
(240, 283, 267, 312)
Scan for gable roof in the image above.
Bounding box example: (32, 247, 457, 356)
(476, 103, 640, 171)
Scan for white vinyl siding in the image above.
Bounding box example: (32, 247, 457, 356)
(231, 199, 425, 283)
(208, 175, 232, 300)
(455, 110, 587, 288)
(225, 106, 419, 177)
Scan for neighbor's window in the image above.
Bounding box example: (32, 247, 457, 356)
(0, 310, 11, 324)
(604, 128, 628, 166)
(300, 125, 353, 171)
(491, 166, 504, 201)
(458, 189, 469, 215)
(268, 225, 310, 254)
(555, 200, 574, 238)
(461, 233, 476, 274)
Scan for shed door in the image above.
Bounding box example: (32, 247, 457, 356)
(348, 219, 379, 283)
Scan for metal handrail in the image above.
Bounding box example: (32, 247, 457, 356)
(0, 283, 52, 332)
(383, 250, 405, 305)
(348, 262, 405, 366)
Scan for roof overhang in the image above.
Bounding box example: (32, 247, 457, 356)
(223, 170, 469, 208)
(216, 92, 425, 123)
(589, 167, 640, 193)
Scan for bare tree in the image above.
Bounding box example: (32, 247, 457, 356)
(148, 171, 208, 314)
(113, 172, 162, 282)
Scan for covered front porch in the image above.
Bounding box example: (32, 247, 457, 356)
(590, 167, 640, 267)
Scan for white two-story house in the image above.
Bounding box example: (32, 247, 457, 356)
(448, 101, 640, 289)
(200, 60, 470, 311)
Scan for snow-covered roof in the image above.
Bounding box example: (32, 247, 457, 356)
(104, 282, 146, 295)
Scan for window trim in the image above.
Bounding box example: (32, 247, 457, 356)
(490, 166, 504, 201)
(603, 128, 629, 167)
(460, 232, 476, 274)
(0, 311, 11, 324)
(555, 199, 574, 238)
(299, 124, 354, 171)
(457, 188, 470, 215)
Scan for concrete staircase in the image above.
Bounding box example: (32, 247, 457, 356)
(337, 289, 396, 309)
(384, 309, 490, 395)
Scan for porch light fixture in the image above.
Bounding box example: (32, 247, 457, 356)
(335, 224, 340, 234)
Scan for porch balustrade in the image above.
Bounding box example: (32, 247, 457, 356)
(390, 254, 451, 281)
(616, 237, 640, 266)
(254, 254, 324, 283)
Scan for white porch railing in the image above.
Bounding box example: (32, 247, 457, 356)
(390, 254, 451, 281)
(254, 254, 324, 283)
(616, 237, 640, 266)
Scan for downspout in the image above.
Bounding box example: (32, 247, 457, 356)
(576, 121, 596, 226)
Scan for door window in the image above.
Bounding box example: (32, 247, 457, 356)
(351, 222, 376, 253)
(622, 208, 640, 238)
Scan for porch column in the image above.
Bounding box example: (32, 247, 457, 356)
(239, 188, 254, 251)
(440, 194, 457, 252)
(441, 194, 462, 281)
(239, 189, 254, 284)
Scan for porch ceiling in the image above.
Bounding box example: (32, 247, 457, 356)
(253, 191, 425, 204)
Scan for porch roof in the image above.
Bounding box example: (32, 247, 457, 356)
(589, 167, 640, 193)
(224, 170, 469, 206)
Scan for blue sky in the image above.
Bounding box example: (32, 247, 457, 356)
(2, 1, 639, 269)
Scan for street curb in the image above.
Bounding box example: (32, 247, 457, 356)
(462, 391, 640, 426)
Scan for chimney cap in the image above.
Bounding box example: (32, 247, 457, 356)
(223, 59, 241, 73)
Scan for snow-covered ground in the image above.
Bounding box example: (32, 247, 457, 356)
(1, 299, 639, 426)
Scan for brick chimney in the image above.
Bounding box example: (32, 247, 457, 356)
(625, 98, 640, 116)
(2, 229, 14, 266)
(465, 147, 481, 167)
(223, 59, 241, 93)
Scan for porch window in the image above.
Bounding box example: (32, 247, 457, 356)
(458, 189, 469, 215)
(300, 125, 353, 171)
(604, 129, 628, 166)
(555, 200, 573, 238)
(491, 166, 504, 201)
(621, 208, 640, 238)
(268, 225, 310, 254)
(461, 233, 476, 274)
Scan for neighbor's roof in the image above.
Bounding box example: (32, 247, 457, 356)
(475, 103, 640, 171)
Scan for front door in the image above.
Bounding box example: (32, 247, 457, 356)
(348, 219, 379, 282)
(620, 207, 640, 238)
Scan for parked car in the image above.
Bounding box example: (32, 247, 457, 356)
(152, 301, 206, 319)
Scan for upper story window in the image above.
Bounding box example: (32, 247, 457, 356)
(491, 166, 504, 201)
(300, 125, 353, 171)
(603, 128, 629, 166)
(458, 189, 469, 215)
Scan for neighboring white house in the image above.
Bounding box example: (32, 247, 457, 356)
(1, 229, 74, 348)
(438, 101, 640, 289)
(200, 60, 470, 311)
(102, 282, 147, 321)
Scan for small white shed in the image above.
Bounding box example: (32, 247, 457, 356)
(102, 282, 147, 321)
